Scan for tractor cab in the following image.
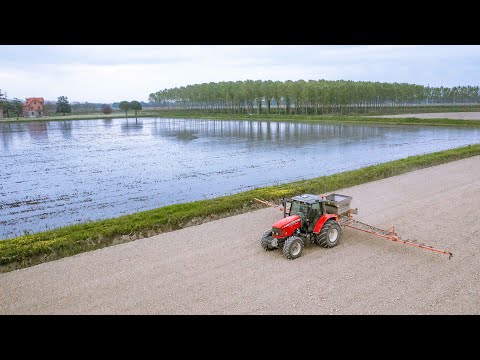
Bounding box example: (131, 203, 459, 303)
(283, 194, 326, 232)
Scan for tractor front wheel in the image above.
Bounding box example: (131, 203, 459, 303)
(282, 236, 304, 259)
(315, 219, 341, 248)
(261, 230, 275, 251)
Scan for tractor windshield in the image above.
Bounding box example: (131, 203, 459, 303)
(290, 201, 308, 216)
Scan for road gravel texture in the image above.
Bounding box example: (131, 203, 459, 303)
(1, 156, 480, 314)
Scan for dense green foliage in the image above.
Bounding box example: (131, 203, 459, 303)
(129, 100, 142, 116)
(10, 98, 23, 117)
(2, 144, 480, 272)
(56, 96, 72, 115)
(119, 100, 142, 116)
(0, 89, 6, 107)
(148, 80, 480, 115)
(0, 96, 23, 117)
(1, 89, 33, 117)
(119, 100, 130, 116)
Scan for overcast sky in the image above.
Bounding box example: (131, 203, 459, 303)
(1, 45, 479, 103)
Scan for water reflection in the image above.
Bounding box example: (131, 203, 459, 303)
(150, 118, 389, 145)
(1, 117, 479, 240)
(121, 119, 144, 133)
(26, 122, 49, 142)
(60, 121, 72, 139)
(173, 130, 198, 141)
(0, 123, 14, 150)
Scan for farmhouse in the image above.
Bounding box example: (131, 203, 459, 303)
(23, 97, 45, 117)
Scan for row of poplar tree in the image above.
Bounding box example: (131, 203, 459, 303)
(148, 80, 480, 115)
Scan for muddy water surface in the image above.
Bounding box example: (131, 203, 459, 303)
(1, 118, 479, 239)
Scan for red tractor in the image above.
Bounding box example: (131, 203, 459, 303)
(261, 193, 355, 259)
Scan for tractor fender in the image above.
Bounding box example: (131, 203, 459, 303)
(313, 214, 338, 233)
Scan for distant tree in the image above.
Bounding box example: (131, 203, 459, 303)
(56, 96, 72, 116)
(10, 98, 23, 117)
(148, 93, 156, 103)
(129, 100, 142, 117)
(0, 89, 7, 115)
(0, 91, 23, 118)
(119, 101, 130, 116)
(101, 104, 113, 114)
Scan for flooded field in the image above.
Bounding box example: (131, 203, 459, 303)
(1, 118, 479, 239)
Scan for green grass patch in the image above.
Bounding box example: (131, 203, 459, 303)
(2, 143, 480, 272)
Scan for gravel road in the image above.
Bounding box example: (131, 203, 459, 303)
(370, 112, 480, 120)
(1, 156, 480, 314)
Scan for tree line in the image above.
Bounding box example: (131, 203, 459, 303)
(148, 80, 480, 115)
(0, 90, 133, 118)
(118, 100, 142, 116)
(0, 89, 24, 117)
(0, 90, 74, 118)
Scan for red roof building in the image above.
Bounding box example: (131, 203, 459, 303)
(23, 97, 46, 117)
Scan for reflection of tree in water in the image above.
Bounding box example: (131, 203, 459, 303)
(102, 119, 113, 125)
(121, 119, 144, 134)
(173, 130, 198, 141)
(150, 119, 199, 141)
(60, 121, 72, 139)
(26, 122, 49, 142)
(0, 123, 32, 150)
(147, 118, 413, 145)
(0, 123, 14, 150)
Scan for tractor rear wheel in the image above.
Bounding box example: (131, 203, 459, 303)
(315, 220, 341, 248)
(282, 236, 304, 259)
(261, 230, 275, 251)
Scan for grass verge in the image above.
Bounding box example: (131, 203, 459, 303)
(1, 144, 480, 272)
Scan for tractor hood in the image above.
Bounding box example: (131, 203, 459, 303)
(272, 215, 301, 229)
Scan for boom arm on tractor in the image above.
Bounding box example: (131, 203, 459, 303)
(255, 194, 452, 259)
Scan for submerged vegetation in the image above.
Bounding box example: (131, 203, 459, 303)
(1, 144, 480, 272)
